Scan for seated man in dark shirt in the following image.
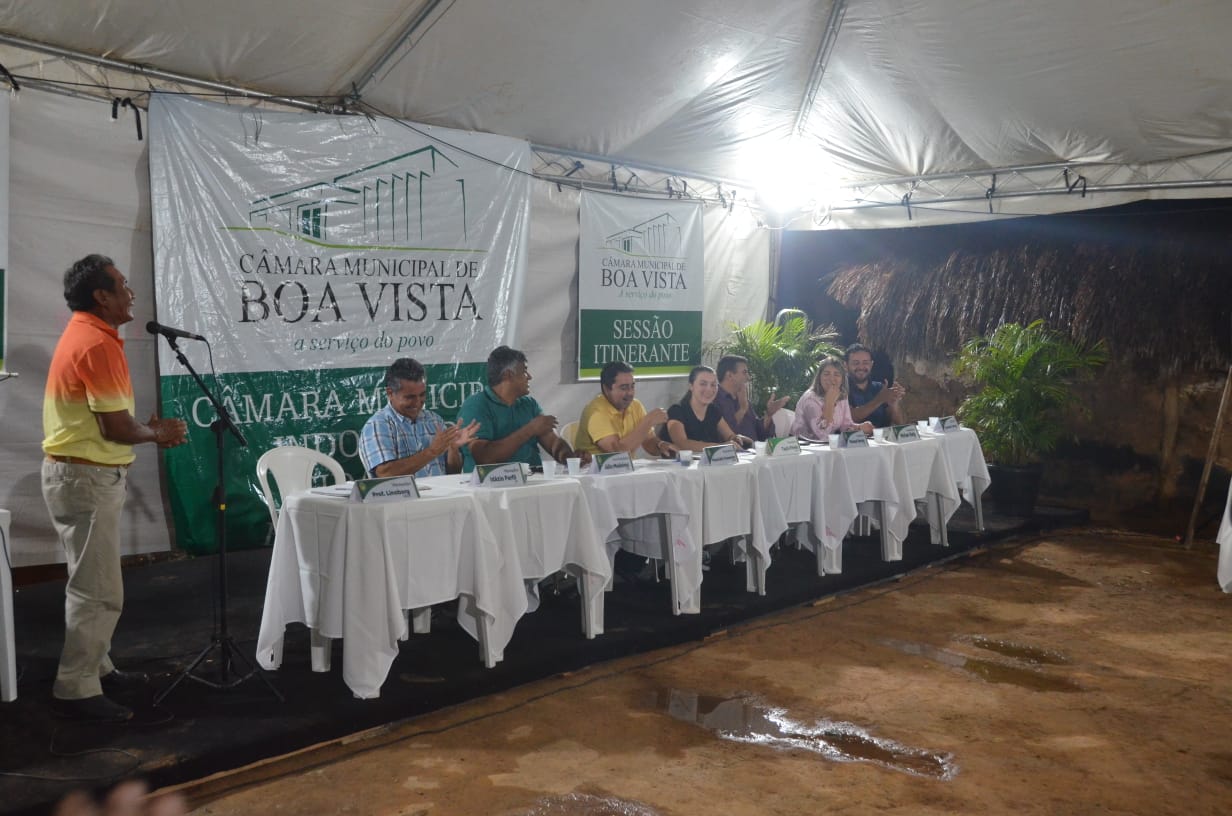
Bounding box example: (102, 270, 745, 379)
(844, 343, 906, 428)
(714, 355, 789, 441)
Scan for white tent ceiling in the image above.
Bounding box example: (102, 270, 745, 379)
(2, 0, 1232, 224)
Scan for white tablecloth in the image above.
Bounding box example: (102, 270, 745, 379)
(885, 437, 961, 545)
(1218, 483, 1232, 593)
(783, 448, 857, 574)
(573, 465, 701, 614)
(675, 458, 769, 592)
(257, 489, 528, 699)
(823, 444, 914, 563)
(928, 427, 991, 507)
(417, 475, 611, 635)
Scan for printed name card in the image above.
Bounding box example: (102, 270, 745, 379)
(350, 475, 420, 503)
(841, 429, 870, 448)
(764, 436, 801, 457)
(886, 424, 920, 442)
(933, 415, 960, 432)
(699, 444, 739, 467)
(470, 462, 529, 487)
(591, 450, 634, 475)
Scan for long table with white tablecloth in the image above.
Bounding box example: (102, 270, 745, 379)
(256, 428, 988, 697)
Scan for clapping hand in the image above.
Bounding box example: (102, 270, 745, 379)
(887, 382, 907, 403)
(450, 419, 481, 449)
(765, 393, 789, 417)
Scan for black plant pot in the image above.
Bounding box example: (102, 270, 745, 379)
(986, 463, 1043, 517)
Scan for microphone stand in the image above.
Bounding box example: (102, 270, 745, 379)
(154, 334, 283, 705)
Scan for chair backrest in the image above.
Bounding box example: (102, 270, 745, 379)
(772, 407, 796, 438)
(255, 446, 347, 527)
(558, 420, 579, 449)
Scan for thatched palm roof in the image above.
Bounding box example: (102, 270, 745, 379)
(821, 201, 1232, 376)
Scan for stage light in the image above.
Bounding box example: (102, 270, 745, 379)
(748, 135, 839, 216)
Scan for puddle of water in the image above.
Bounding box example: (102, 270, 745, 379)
(880, 639, 1082, 693)
(651, 690, 956, 780)
(518, 793, 662, 815)
(963, 636, 1069, 666)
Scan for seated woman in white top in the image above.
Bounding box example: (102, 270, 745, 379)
(790, 356, 875, 440)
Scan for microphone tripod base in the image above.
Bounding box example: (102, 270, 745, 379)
(155, 633, 284, 706)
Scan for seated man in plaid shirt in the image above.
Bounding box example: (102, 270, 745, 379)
(359, 357, 479, 477)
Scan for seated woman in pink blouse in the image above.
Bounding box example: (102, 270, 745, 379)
(790, 356, 875, 440)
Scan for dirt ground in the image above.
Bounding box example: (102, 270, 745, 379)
(181, 531, 1232, 816)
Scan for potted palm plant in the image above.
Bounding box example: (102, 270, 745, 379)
(954, 320, 1107, 516)
(708, 310, 841, 412)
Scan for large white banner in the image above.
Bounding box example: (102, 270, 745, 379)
(0, 93, 8, 374)
(577, 192, 703, 378)
(149, 95, 530, 552)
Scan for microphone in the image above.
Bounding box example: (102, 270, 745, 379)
(146, 321, 206, 342)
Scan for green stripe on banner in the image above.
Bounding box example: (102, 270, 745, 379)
(159, 362, 486, 554)
(578, 309, 701, 379)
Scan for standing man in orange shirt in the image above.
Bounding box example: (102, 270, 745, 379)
(42, 254, 188, 722)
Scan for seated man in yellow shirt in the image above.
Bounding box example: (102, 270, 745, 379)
(575, 361, 676, 458)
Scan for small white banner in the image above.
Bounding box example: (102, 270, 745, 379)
(577, 192, 704, 378)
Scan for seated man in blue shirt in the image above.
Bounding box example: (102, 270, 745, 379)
(359, 357, 479, 477)
(845, 343, 906, 429)
(458, 345, 584, 472)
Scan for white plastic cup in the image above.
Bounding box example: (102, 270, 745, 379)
(828, 433, 840, 447)
(566, 457, 582, 476)
(929, 416, 940, 428)
(678, 450, 693, 465)
(873, 427, 885, 441)
(541, 459, 557, 478)
(917, 420, 928, 431)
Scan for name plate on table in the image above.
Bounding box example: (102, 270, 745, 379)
(350, 475, 420, 503)
(932, 415, 960, 432)
(470, 462, 528, 487)
(699, 444, 739, 467)
(886, 424, 920, 442)
(591, 450, 634, 475)
(841, 429, 870, 448)
(764, 436, 801, 457)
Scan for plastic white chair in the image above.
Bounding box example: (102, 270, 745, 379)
(558, 420, 579, 448)
(772, 407, 795, 437)
(255, 446, 346, 527)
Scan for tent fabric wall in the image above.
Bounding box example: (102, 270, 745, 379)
(0, 92, 770, 566)
(1, 91, 173, 566)
(5, 1, 1232, 227)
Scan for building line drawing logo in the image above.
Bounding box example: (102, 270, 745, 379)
(244, 145, 477, 251)
(604, 212, 684, 258)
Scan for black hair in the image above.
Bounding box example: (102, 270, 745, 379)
(385, 357, 427, 390)
(678, 364, 716, 406)
(600, 360, 634, 389)
(844, 343, 872, 361)
(716, 355, 748, 383)
(63, 254, 116, 312)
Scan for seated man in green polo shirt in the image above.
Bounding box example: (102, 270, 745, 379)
(575, 360, 676, 458)
(458, 345, 585, 472)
